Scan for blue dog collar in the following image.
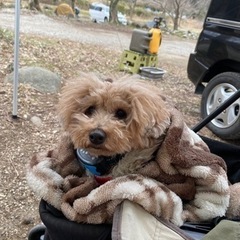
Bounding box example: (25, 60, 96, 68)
(76, 149, 102, 176)
(76, 149, 124, 176)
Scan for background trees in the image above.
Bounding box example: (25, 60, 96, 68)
(109, 0, 120, 23)
(151, 0, 210, 30)
(26, 0, 210, 30)
(28, 0, 42, 11)
(109, 0, 210, 29)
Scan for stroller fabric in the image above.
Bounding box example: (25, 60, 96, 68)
(35, 136, 240, 240)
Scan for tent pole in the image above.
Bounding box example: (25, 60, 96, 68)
(12, 0, 20, 119)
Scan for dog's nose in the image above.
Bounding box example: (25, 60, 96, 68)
(89, 129, 106, 145)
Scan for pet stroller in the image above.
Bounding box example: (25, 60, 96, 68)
(28, 90, 240, 240)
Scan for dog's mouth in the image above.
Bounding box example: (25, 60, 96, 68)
(76, 148, 124, 177)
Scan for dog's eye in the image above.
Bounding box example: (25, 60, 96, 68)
(84, 106, 95, 117)
(115, 109, 127, 120)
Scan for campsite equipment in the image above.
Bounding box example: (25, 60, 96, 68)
(139, 66, 165, 79)
(148, 17, 162, 54)
(119, 50, 151, 74)
(54, 3, 74, 18)
(119, 17, 162, 73)
(129, 29, 151, 54)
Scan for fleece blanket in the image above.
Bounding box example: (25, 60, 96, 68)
(27, 107, 240, 226)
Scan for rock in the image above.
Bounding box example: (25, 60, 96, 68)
(30, 116, 42, 127)
(5, 66, 61, 93)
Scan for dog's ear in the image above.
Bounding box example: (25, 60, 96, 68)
(130, 92, 170, 140)
(57, 75, 104, 129)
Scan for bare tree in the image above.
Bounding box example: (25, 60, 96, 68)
(129, 0, 138, 20)
(189, 0, 211, 19)
(152, 0, 192, 30)
(29, 0, 42, 11)
(109, 0, 120, 23)
(71, 0, 75, 11)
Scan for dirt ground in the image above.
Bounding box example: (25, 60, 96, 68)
(0, 8, 235, 240)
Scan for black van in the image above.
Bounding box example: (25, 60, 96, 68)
(187, 0, 240, 140)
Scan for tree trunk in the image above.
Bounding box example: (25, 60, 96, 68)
(109, 0, 120, 23)
(173, 0, 180, 30)
(71, 0, 75, 11)
(129, 0, 137, 20)
(29, 0, 42, 11)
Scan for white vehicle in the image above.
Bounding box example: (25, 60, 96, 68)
(89, 3, 127, 25)
(117, 12, 127, 26)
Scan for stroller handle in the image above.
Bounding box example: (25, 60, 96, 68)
(192, 89, 240, 133)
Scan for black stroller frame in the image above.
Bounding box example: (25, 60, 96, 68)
(28, 90, 240, 240)
(192, 89, 240, 133)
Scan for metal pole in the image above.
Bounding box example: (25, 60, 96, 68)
(12, 0, 20, 118)
(192, 89, 240, 133)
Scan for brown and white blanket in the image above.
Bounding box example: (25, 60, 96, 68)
(27, 107, 240, 226)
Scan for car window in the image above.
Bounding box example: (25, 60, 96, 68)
(96, 7, 102, 11)
(89, 4, 103, 11)
(89, 4, 95, 10)
(208, 0, 240, 22)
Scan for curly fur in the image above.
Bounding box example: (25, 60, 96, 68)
(57, 75, 170, 157)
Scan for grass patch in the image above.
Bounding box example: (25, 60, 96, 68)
(0, 27, 14, 44)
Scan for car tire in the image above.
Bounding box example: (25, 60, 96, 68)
(201, 72, 240, 140)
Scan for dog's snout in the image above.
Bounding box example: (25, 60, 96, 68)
(89, 129, 106, 145)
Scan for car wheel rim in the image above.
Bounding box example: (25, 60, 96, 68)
(206, 83, 240, 128)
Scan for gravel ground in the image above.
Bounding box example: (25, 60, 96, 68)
(0, 8, 226, 240)
(0, 8, 196, 65)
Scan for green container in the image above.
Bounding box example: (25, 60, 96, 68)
(147, 54, 158, 67)
(119, 50, 149, 74)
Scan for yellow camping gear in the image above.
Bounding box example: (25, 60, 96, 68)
(148, 28, 162, 54)
(55, 3, 74, 17)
